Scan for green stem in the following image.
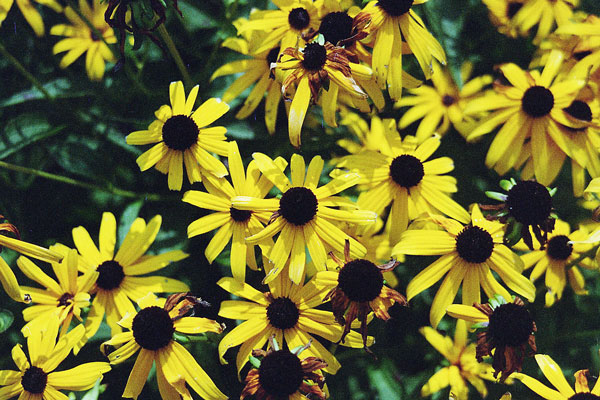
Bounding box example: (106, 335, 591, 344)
(65, 0, 117, 58)
(157, 23, 192, 88)
(0, 160, 171, 202)
(0, 42, 53, 101)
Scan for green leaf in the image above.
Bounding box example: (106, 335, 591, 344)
(80, 378, 105, 400)
(178, 0, 218, 31)
(0, 114, 64, 160)
(367, 359, 401, 399)
(118, 200, 144, 245)
(0, 309, 13, 333)
(0, 79, 85, 107)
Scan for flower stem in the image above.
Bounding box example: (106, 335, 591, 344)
(156, 23, 193, 88)
(0, 160, 172, 202)
(0, 42, 53, 101)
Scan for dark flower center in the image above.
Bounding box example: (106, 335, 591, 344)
(230, 207, 252, 223)
(266, 46, 281, 67)
(266, 297, 299, 330)
(338, 259, 384, 302)
(442, 95, 456, 106)
(21, 366, 48, 394)
(507, 2, 523, 18)
(547, 235, 573, 260)
(455, 226, 494, 264)
(521, 86, 555, 118)
(132, 306, 174, 350)
(319, 12, 354, 45)
(488, 303, 534, 347)
(162, 115, 199, 151)
(279, 187, 318, 226)
(258, 350, 304, 397)
(569, 394, 600, 400)
(564, 100, 592, 122)
(58, 292, 74, 307)
(389, 154, 425, 188)
(288, 7, 310, 31)
(506, 180, 552, 226)
(302, 43, 328, 71)
(377, 0, 414, 16)
(96, 260, 125, 291)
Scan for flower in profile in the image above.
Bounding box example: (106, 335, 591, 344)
(0, 0, 62, 36)
(126, 81, 230, 191)
(58, 212, 188, 343)
(101, 293, 227, 399)
(447, 295, 537, 382)
(396, 61, 492, 142)
(50, 0, 117, 81)
(360, 0, 446, 99)
(17, 248, 94, 336)
(392, 204, 536, 328)
(336, 133, 469, 244)
(217, 266, 371, 376)
(315, 240, 407, 349)
(0, 316, 110, 399)
(515, 219, 595, 306)
(273, 40, 368, 147)
(232, 152, 375, 284)
(420, 321, 501, 400)
(481, 0, 525, 38)
(466, 50, 586, 186)
(517, 354, 600, 399)
(555, 14, 600, 78)
(183, 142, 287, 281)
(240, 336, 327, 400)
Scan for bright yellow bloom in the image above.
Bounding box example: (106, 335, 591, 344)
(102, 293, 226, 399)
(466, 50, 586, 186)
(0, 0, 61, 36)
(0, 317, 110, 399)
(516, 354, 600, 399)
(17, 248, 94, 337)
(232, 152, 375, 284)
(556, 14, 600, 78)
(126, 81, 230, 191)
(360, 0, 446, 99)
(183, 141, 286, 281)
(51, 0, 116, 81)
(393, 205, 536, 328)
(336, 133, 469, 244)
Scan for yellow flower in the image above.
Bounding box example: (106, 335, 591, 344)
(50, 0, 117, 81)
(126, 81, 230, 191)
(392, 205, 536, 328)
(232, 152, 375, 284)
(0, 0, 62, 36)
(0, 316, 110, 399)
(101, 293, 227, 399)
(183, 141, 287, 282)
(555, 14, 600, 79)
(516, 354, 600, 399)
(466, 50, 586, 186)
(336, 133, 469, 244)
(360, 0, 446, 99)
(217, 266, 372, 376)
(58, 212, 188, 344)
(17, 248, 93, 337)
(396, 61, 492, 142)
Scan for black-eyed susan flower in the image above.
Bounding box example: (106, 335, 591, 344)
(0, 0, 61, 36)
(17, 248, 94, 336)
(396, 61, 492, 142)
(517, 354, 600, 399)
(101, 293, 227, 399)
(58, 211, 188, 343)
(211, 22, 284, 135)
(360, 0, 446, 100)
(447, 295, 536, 381)
(555, 15, 600, 78)
(314, 240, 407, 349)
(466, 50, 586, 186)
(126, 81, 230, 191)
(0, 316, 110, 399)
(274, 40, 368, 147)
(392, 205, 536, 328)
(217, 266, 372, 376)
(50, 0, 117, 81)
(183, 142, 287, 282)
(232, 152, 375, 284)
(420, 321, 501, 400)
(482, 0, 525, 38)
(336, 133, 470, 244)
(240, 336, 327, 400)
